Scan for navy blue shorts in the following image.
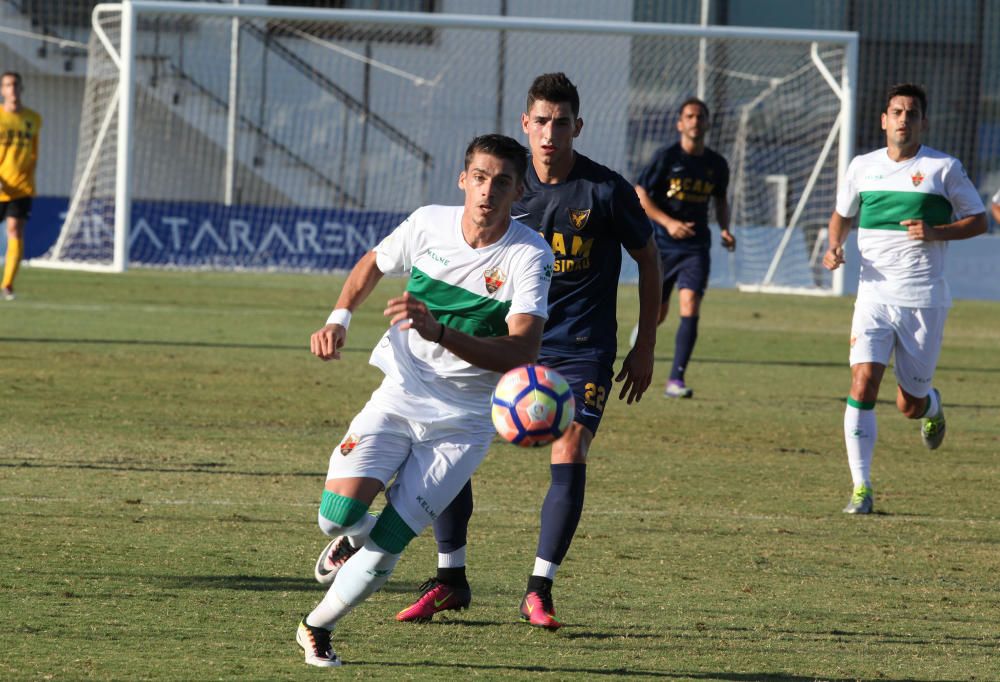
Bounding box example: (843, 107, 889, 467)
(0, 197, 31, 221)
(537, 354, 614, 437)
(660, 249, 710, 299)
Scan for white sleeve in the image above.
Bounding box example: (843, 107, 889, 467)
(942, 160, 986, 219)
(992, 187, 1000, 205)
(506, 246, 554, 322)
(374, 208, 421, 275)
(834, 157, 861, 218)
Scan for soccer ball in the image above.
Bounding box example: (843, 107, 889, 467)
(491, 364, 575, 447)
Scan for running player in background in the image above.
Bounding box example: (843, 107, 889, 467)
(823, 83, 986, 515)
(0, 72, 41, 301)
(633, 97, 733, 398)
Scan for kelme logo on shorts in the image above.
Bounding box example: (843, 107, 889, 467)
(483, 266, 506, 294)
(340, 433, 359, 456)
(568, 208, 591, 230)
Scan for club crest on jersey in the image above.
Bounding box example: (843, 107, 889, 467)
(911, 171, 924, 187)
(483, 266, 506, 294)
(568, 209, 591, 230)
(339, 433, 360, 456)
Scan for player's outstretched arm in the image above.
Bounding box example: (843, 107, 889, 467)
(616, 236, 660, 404)
(822, 211, 853, 271)
(311, 250, 384, 361)
(385, 291, 545, 373)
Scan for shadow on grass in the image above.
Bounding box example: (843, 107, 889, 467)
(46, 573, 321, 592)
(347, 660, 963, 681)
(0, 458, 324, 477)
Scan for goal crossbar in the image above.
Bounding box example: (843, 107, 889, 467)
(44, 3, 857, 295)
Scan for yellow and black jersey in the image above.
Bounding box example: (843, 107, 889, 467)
(0, 106, 41, 201)
(515, 152, 651, 366)
(636, 142, 728, 253)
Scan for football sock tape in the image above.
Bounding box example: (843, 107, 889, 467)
(369, 504, 417, 554)
(319, 490, 369, 528)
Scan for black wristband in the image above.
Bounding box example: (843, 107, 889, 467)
(435, 323, 446, 343)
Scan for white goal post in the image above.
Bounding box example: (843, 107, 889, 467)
(36, 1, 857, 295)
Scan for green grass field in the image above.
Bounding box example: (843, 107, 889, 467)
(2, 267, 998, 681)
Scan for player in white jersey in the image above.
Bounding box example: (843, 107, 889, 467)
(295, 134, 554, 667)
(823, 83, 986, 515)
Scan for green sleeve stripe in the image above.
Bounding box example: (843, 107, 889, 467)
(408, 266, 512, 338)
(858, 190, 953, 231)
(846, 396, 876, 410)
(368, 504, 417, 554)
(319, 490, 369, 526)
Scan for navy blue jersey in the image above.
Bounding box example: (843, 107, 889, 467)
(635, 143, 729, 253)
(514, 153, 652, 366)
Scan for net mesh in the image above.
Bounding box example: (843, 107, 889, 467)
(43, 8, 850, 290)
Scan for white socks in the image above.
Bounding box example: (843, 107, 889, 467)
(844, 404, 876, 489)
(532, 557, 559, 581)
(307, 539, 401, 630)
(346, 513, 378, 549)
(437, 546, 466, 569)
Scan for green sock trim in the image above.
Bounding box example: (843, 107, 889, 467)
(368, 504, 417, 554)
(846, 397, 875, 410)
(319, 490, 369, 527)
(919, 392, 937, 418)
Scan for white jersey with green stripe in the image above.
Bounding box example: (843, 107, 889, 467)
(835, 146, 984, 308)
(370, 204, 553, 417)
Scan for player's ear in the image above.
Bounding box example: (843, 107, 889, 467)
(573, 117, 583, 138)
(513, 180, 525, 202)
(521, 112, 530, 134)
(458, 170, 467, 190)
(880, 111, 888, 132)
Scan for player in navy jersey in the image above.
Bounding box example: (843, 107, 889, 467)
(326, 72, 661, 629)
(634, 97, 734, 398)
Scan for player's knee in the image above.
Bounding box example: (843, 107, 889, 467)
(317, 490, 370, 537)
(849, 371, 880, 403)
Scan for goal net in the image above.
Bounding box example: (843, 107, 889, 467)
(38, 2, 855, 294)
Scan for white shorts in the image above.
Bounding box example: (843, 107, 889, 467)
(849, 300, 947, 398)
(327, 378, 495, 537)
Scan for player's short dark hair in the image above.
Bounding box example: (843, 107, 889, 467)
(885, 83, 927, 117)
(1, 71, 22, 87)
(678, 97, 709, 119)
(465, 134, 528, 182)
(526, 72, 580, 117)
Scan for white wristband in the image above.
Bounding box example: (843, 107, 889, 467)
(326, 308, 352, 329)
